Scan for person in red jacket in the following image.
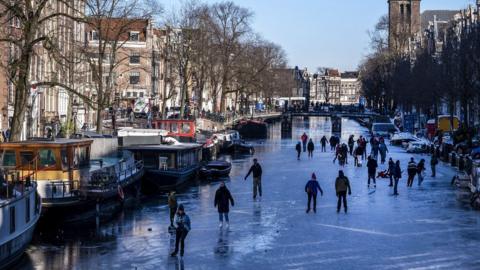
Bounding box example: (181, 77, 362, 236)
(301, 133, 308, 152)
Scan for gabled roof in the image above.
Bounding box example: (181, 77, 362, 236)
(325, 69, 340, 77)
(86, 17, 150, 42)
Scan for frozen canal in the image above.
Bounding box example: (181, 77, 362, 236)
(19, 117, 480, 270)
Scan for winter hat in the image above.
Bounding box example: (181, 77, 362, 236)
(311, 173, 317, 180)
(178, 204, 184, 211)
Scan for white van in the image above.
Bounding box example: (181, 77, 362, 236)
(371, 123, 397, 138)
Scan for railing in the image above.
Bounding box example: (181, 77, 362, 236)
(87, 160, 143, 192)
(43, 180, 81, 200)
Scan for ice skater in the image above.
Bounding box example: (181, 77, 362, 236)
(305, 173, 324, 213)
(335, 170, 351, 213)
(170, 205, 191, 257)
(367, 155, 378, 188)
(307, 138, 315, 158)
(214, 182, 234, 228)
(245, 158, 263, 200)
(407, 158, 417, 187)
(296, 142, 302, 160)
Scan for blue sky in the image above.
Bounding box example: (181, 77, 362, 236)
(162, 0, 475, 71)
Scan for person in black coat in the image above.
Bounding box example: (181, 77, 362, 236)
(307, 139, 315, 158)
(296, 142, 302, 160)
(367, 155, 378, 187)
(214, 182, 234, 228)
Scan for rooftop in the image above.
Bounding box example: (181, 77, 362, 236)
(421, 10, 459, 30)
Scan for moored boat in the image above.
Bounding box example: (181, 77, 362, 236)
(124, 143, 202, 192)
(200, 160, 232, 179)
(224, 140, 255, 154)
(0, 179, 41, 269)
(0, 139, 144, 225)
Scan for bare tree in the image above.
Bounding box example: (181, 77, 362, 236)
(82, 0, 162, 133)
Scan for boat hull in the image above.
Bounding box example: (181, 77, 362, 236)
(142, 167, 198, 191)
(39, 170, 143, 225)
(0, 221, 36, 270)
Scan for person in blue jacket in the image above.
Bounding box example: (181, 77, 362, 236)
(171, 204, 191, 257)
(305, 173, 324, 213)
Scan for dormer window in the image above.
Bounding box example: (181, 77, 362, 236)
(129, 31, 140, 42)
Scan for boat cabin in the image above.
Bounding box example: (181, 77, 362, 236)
(124, 143, 202, 171)
(0, 139, 93, 199)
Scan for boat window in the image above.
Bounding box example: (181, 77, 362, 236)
(177, 151, 196, 169)
(39, 149, 57, 168)
(182, 123, 191, 133)
(20, 151, 35, 167)
(73, 147, 89, 168)
(143, 152, 158, 168)
(61, 149, 69, 170)
(25, 196, 30, 223)
(159, 153, 175, 169)
(1, 150, 16, 167)
(9, 206, 15, 234)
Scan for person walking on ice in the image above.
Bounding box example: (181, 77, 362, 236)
(245, 158, 263, 200)
(407, 158, 417, 187)
(307, 138, 315, 158)
(296, 141, 302, 160)
(214, 182, 234, 229)
(335, 170, 351, 213)
(301, 132, 308, 152)
(170, 204, 191, 257)
(305, 173, 323, 213)
(321, 135, 328, 152)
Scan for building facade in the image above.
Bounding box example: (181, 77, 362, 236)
(340, 72, 361, 105)
(388, 0, 422, 55)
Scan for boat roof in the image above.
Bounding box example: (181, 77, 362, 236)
(124, 143, 202, 151)
(0, 138, 93, 148)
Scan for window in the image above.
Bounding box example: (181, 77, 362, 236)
(92, 31, 99, 41)
(20, 151, 34, 167)
(129, 32, 140, 42)
(2, 150, 16, 167)
(73, 147, 89, 168)
(61, 149, 68, 170)
(130, 52, 140, 64)
(25, 197, 30, 223)
(133, 92, 138, 98)
(130, 72, 140, 85)
(9, 207, 15, 234)
(39, 149, 57, 168)
(139, 92, 144, 98)
(126, 92, 132, 98)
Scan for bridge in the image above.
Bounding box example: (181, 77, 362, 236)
(285, 111, 380, 119)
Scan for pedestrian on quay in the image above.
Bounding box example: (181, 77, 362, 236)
(296, 142, 302, 160)
(214, 182, 234, 228)
(417, 159, 426, 186)
(348, 135, 355, 156)
(321, 135, 328, 152)
(305, 173, 324, 213)
(168, 191, 178, 229)
(367, 155, 378, 188)
(170, 204, 191, 257)
(388, 158, 395, 187)
(431, 153, 438, 177)
(245, 158, 263, 200)
(393, 160, 402, 195)
(307, 138, 315, 158)
(379, 141, 389, 164)
(407, 158, 417, 187)
(335, 170, 351, 213)
(301, 133, 308, 152)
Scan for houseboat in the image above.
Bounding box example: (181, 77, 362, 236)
(124, 143, 202, 191)
(0, 139, 144, 224)
(0, 178, 41, 269)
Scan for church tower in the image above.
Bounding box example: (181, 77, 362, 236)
(388, 0, 421, 54)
